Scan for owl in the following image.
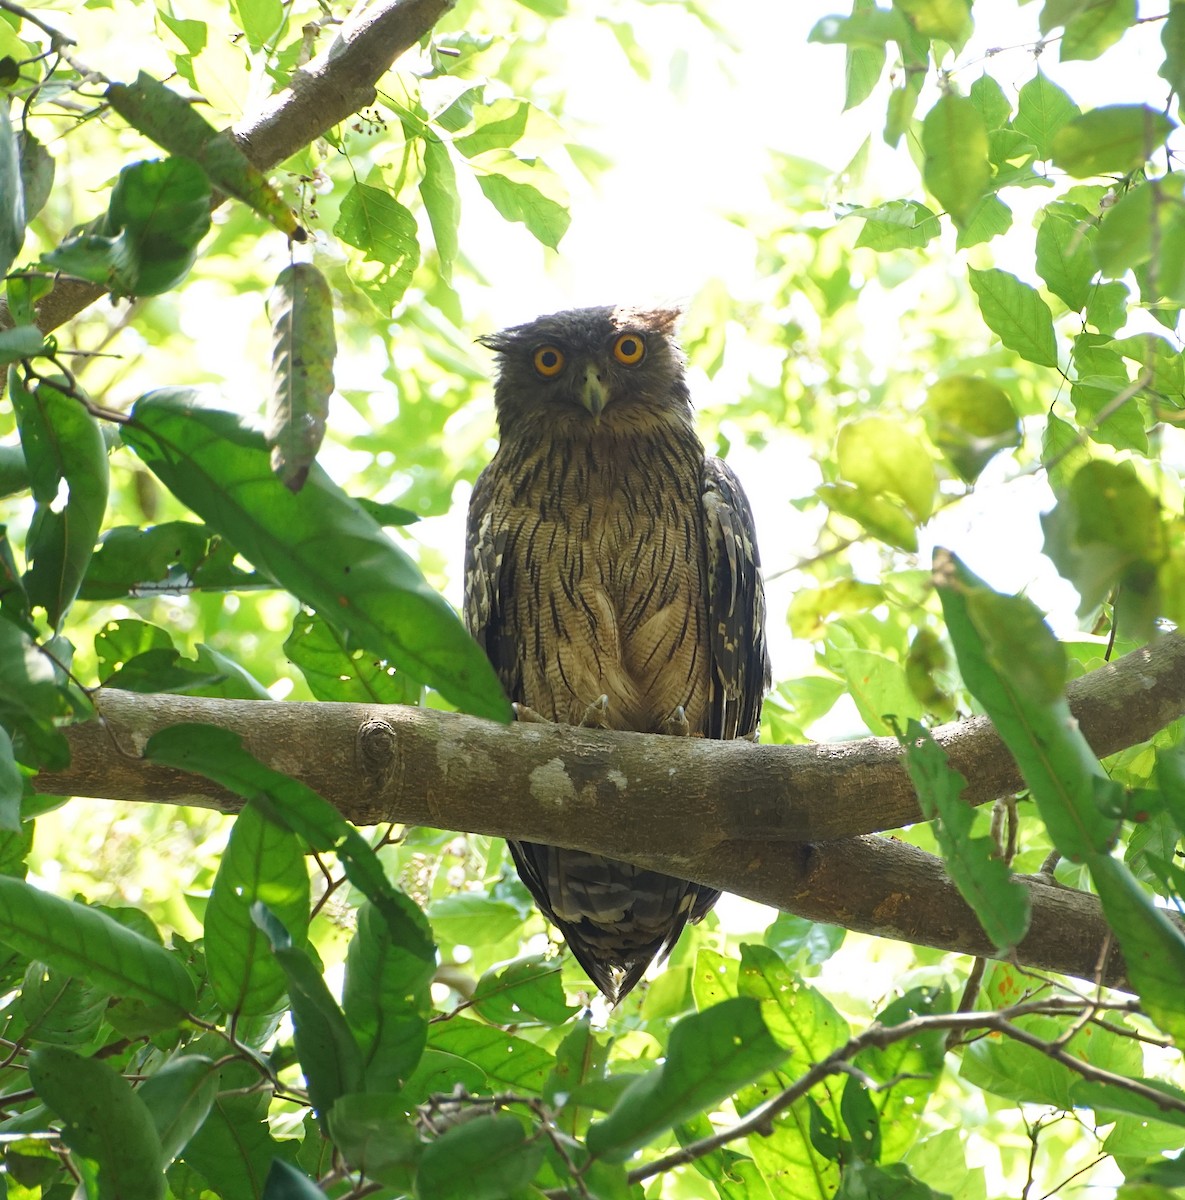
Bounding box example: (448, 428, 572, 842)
(464, 305, 770, 1003)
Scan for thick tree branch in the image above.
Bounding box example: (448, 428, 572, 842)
(0, 0, 454, 335)
(35, 632, 1185, 988)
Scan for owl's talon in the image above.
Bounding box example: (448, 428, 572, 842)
(579, 695, 611, 728)
(512, 703, 549, 724)
(662, 706, 690, 737)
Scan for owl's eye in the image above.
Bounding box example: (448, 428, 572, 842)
(533, 345, 565, 377)
(613, 333, 646, 365)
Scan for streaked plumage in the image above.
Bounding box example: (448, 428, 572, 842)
(464, 305, 770, 1002)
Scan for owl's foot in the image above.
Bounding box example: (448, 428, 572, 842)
(579, 695, 611, 729)
(662, 705, 690, 737)
(512, 703, 549, 724)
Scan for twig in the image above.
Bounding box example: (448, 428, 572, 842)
(625, 998, 1176, 1186)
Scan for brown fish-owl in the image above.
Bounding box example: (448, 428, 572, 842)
(464, 305, 770, 1003)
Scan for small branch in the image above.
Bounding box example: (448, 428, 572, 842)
(0, 0, 456, 335)
(0, 0, 76, 49)
(625, 998, 1169, 1186)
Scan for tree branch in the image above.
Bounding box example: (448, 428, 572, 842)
(34, 632, 1185, 987)
(0, 0, 455, 334)
(623, 997, 1164, 1188)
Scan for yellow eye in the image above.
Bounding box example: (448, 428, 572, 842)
(613, 332, 645, 365)
(533, 345, 565, 377)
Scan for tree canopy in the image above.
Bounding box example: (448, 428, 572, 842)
(1, 1, 1185, 1198)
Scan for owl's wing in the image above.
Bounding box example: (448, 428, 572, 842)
(463, 465, 520, 699)
(701, 456, 771, 741)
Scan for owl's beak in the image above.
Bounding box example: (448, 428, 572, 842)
(581, 366, 608, 418)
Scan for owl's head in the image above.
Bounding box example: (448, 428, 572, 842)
(477, 305, 691, 431)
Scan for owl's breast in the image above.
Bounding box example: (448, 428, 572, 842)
(499, 426, 711, 733)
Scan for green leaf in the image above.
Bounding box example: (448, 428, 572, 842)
(885, 74, 924, 147)
(144, 725, 437, 970)
(1052, 105, 1176, 178)
(1040, 459, 1164, 632)
(266, 263, 336, 492)
(0, 324, 44, 365)
(426, 891, 526, 950)
(1076, 1078, 1185, 1130)
(1088, 853, 1185, 1045)
(896, 0, 972, 49)
(968, 267, 1059, 368)
(106, 72, 300, 239)
(9, 371, 109, 628)
(818, 482, 918, 552)
(471, 955, 578, 1027)
(230, 0, 284, 51)
(471, 150, 570, 248)
(453, 98, 531, 157)
(427, 1017, 555, 1094)
(969, 74, 1012, 130)
(921, 374, 1021, 482)
(335, 184, 419, 268)
(1035, 201, 1097, 311)
(95, 617, 179, 676)
(137, 1055, 219, 1163)
(284, 609, 422, 705)
(0, 101, 25, 279)
(1011, 70, 1080, 160)
(834, 646, 923, 734)
(836, 415, 935, 522)
(0, 441, 31, 497)
(835, 1160, 950, 1200)
(0, 616, 73, 771)
(324, 1094, 421, 1186)
(1041, 412, 1091, 494)
(1085, 279, 1129, 334)
(29, 1046, 165, 1200)
(840, 1074, 881, 1162)
(852, 200, 940, 250)
(262, 1160, 329, 1200)
(92, 622, 262, 697)
(206, 800, 310, 1015)
(902, 721, 1031, 952)
(251, 903, 366, 1123)
(419, 139, 460, 280)
(1070, 378, 1147, 456)
(737, 944, 848, 1069)
(19, 960, 108, 1045)
(0, 728, 20, 829)
(855, 986, 949, 1160)
(80, 521, 262, 600)
(844, 0, 886, 111)
(183, 1059, 298, 1200)
(1058, 0, 1136, 62)
(43, 157, 210, 297)
(921, 94, 990, 226)
(1094, 178, 1185, 303)
(953, 194, 1012, 250)
(1162, 6, 1185, 114)
(545, 1020, 612, 1131)
(416, 1114, 543, 1200)
(935, 549, 1119, 861)
(121, 390, 510, 720)
(808, 9, 910, 47)
(342, 900, 434, 1092)
(587, 998, 788, 1161)
(0, 874, 195, 1014)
